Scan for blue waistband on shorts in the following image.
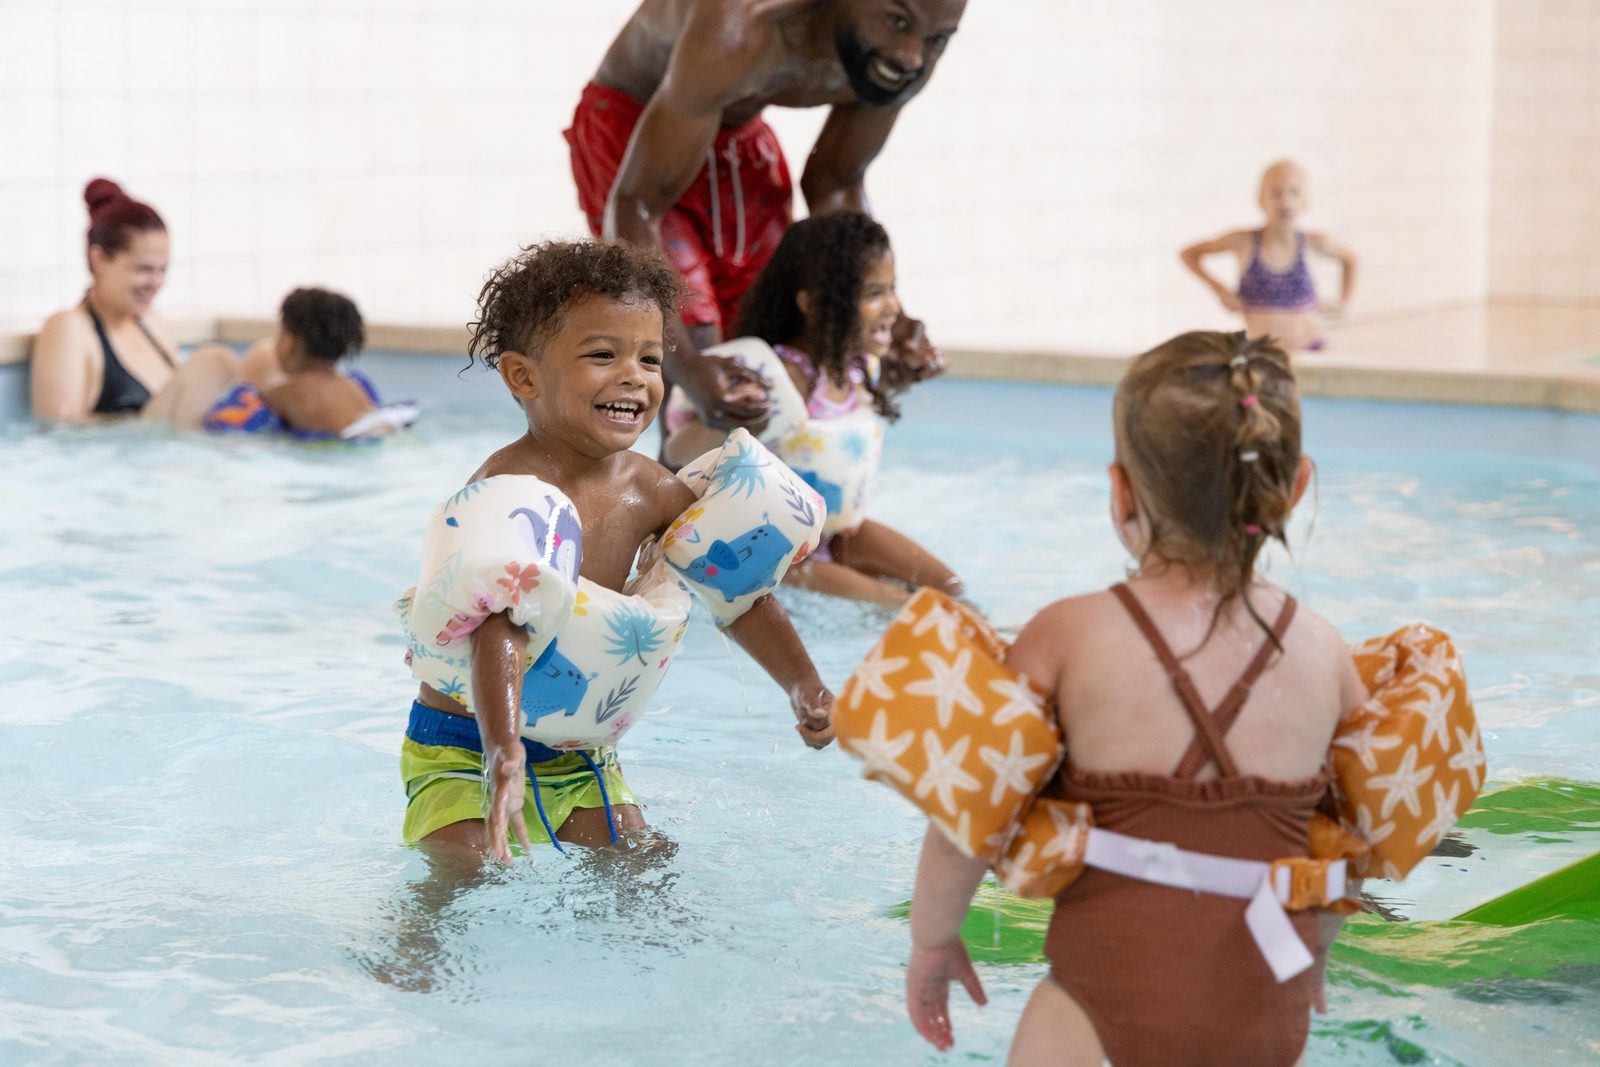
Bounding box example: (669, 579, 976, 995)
(404, 700, 566, 764)
(403, 701, 620, 849)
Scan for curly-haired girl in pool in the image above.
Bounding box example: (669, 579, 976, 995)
(665, 213, 961, 606)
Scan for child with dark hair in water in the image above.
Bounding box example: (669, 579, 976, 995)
(664, 213, 960, 606)
(396, 240, 835, 867)
(211, 288, 414, 439)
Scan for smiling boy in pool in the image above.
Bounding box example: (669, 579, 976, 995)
(397, 240, 835, 865)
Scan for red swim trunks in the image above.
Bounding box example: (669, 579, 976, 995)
(565, 82, 794, 332)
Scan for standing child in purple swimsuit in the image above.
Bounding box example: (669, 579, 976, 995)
(1181, 160, 1358, 352)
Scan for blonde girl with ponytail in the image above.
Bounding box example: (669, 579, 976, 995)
(905, 330, 1369, 1067)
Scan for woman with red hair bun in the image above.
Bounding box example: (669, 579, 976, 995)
(30, 178, 240, 425)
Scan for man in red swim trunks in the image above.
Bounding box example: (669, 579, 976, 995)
(567, 0, 965, 432)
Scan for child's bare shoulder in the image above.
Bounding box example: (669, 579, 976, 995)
(1280, 597, 1368, 712)
(1006, 589, 1117, 688)
(616, 450, 698, 526)
(1029, 588, 1125, 636)
(1286, 598, 1343, 648)
(468, 440, 534, 482)
(1304, 230, 1352, 255)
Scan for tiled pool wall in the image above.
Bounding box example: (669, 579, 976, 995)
(0, 0, 1531, 354)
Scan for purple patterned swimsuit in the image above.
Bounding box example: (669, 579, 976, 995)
(773, 343, 867, 417)
(1237, 230, 1325, 350)
(1237, 231, 1317, 312)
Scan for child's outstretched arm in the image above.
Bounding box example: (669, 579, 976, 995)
(1309, 232, 1359, 314)
(906, 824, 989, 1051)
(470, 612, 534, 863)
(642, 461, 835, 748)
(724, 594, 836, 749)
(1180, 231, 1251, 312)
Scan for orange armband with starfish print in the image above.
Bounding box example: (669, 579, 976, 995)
(835, 590, 1093, 897)
(1313, 624, 1485, 882)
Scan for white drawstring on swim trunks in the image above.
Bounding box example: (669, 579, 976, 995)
(705, 147, 724, 257)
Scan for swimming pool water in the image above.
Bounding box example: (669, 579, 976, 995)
(1, 362, 1597, 1065)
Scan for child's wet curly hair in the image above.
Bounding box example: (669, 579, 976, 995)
(467, 240, 682, 369)
(736, 213, 901, 421)
(280, 287, 364, 363)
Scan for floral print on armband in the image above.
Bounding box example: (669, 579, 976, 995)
(496, 561, 541, 604)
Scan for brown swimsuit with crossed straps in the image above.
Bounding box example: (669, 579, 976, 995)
(1043, 583, 1331, 1067)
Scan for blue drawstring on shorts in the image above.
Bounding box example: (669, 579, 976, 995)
(575, 749, 619, 844)
(523, 758, 566, 855)
(405, 700, 617, 853)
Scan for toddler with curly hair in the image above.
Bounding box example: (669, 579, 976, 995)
(397, 240, 836, 867)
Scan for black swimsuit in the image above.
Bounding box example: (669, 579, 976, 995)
(84, 295, 177, 415)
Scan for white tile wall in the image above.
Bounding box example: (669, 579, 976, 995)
(1488, 0, 1600, 304)
(0, 0, 1544, 356)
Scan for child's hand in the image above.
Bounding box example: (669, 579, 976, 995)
(721, 363, 771, 416)
(880, 315, 947, 393)
(484, 746, 533, 863)
(684, 353, 773, 432)
(1218, 288, 1243, 313)
(791, 683, 835, 749)
(905, 939, 987, 1051)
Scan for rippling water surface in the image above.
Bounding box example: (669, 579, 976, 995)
(2, 363, 1597, 1065)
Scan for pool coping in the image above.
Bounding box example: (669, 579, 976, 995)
(3, 313, 1598, 416)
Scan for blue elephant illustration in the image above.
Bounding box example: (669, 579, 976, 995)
(796, 470, 844, 518)
(678, 522, 795, 602)
(520, 638, 598, 726)
(510, 496, 582, 583)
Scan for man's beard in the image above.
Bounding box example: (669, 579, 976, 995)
(836, 28, 919, 108)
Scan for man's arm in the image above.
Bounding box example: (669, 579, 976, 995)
(603, 1, 768, 250)
(603, 5, 775, 426)
(799, 102, 903, 216)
